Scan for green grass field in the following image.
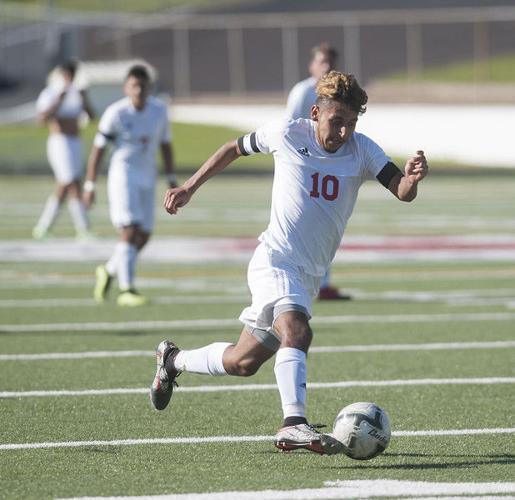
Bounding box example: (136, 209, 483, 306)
(0, 169, 514, 498)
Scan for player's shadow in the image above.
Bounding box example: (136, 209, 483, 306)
(321, 451, 515, 471)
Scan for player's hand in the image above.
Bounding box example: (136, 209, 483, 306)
(404, 150, 428, 184)
(82, 190, 95, 208)
(163, 186, 192, 215)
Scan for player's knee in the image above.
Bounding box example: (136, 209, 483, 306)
(275, 313, 313, 350)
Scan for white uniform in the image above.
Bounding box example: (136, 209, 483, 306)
(36, 84, 84, 184)
(285, 77, 317, 120)
(238, 118, 390, 333)
(94, 96, 170, 232)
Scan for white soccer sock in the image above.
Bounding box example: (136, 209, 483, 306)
(67, 197, 89, 233)
(116, 242, 138, 290)
(274, 347, 307, 418)
(320, 269, 331, 289)
(173, 342, 231, 376)
(105, 249, 119, 276)
(34, 195, 61, 233)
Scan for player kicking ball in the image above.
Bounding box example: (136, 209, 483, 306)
(150, 71, 428, 454)
(84, 65, 177, 307)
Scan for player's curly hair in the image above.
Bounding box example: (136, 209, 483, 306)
(316, 71, 368, 115)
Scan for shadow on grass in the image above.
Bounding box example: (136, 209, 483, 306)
(321, 451, 515, 470)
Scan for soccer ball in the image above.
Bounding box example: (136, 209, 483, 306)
(332, 402, 391, 460)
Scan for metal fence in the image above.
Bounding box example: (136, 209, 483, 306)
(2, 3, 515, 99)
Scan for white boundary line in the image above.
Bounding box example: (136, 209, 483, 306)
(1, 377, 513, 399)
(2, 427, 514, 451)
(3, 288, 515, 308)
(0, 295, 247, 308)
(3, 312, 515, 333)
(56, 478, 515, 500)
(2, 340, 514, 361)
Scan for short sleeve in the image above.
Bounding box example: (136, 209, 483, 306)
(237, 120, 285, 156)
(36, 88, 56, 114)
(160, 106, 171, 144)
(285, 82, 305, 120)
(361, 135, 391, 180)
(94, 105, 119, 148)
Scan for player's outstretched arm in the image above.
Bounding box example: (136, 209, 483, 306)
(82, 145, 105, 208)
(388, 150, 428, 202)
(163, 139, 241, 215)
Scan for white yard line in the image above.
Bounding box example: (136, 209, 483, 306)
(1, 341, 514, 361)
(1, 377, 513, 399)
(3, 312, 515, 333)
(2, 428, 514, 452)
(0, 295, 247, 308)
(55, 477, 515, 499)
(2, 288, 515, 308)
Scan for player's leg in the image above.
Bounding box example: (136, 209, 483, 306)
(272, 310, 342, 455)
(116, 181, 154, 304)
(150, 326, 276, 411)
(115, 224, 146, 306)
(317, 265, 352, 301)
(67, 179, 91, 239)
(33, 135, 69, 239)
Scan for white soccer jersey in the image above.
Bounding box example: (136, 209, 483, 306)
(238, 118, 391, 277)
(36, 84, 84, 119)
(94, 96, 170, 181)
(285, 77, 317, 120)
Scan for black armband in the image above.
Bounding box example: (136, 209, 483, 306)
(376, 161, 402, 188)
(237, 132, 260, 156)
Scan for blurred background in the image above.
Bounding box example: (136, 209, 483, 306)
(2, 0, 515, 172)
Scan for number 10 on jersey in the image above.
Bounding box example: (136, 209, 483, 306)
(310, 173, 339, 201)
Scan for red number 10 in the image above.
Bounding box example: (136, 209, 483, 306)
(310, 172, 339, 201)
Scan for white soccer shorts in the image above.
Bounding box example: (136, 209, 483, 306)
(107, 169, 156, 233)
(47, 133, 83, 184)
(239, 242, 322, 334)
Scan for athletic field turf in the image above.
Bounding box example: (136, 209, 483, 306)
(0, 173, 514, 499)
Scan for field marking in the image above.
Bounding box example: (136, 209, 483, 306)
(1, 340, 514, 361)
(2, 427, 514, 451)
(0, 295, 247, 308)
(2, 288, 515, 308)
(3, 311, 515, 333)
(55, 478, 515, 500)
(1, 377, 513, 399)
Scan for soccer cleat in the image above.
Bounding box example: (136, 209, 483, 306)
(318, 286, 352, 301)
(93, 265, 112, 303)
(117, 289, 148, 307)
(150, 340, 181, 411)
(274, 423, 345, 455)
(32, 227, 48, 240)
(76, 230, 96, 242)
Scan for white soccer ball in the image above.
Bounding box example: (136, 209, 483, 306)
(332, 402, 391, 460)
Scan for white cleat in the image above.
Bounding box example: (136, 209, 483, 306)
(274, 423, 345, 455)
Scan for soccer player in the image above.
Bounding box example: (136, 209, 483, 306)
(83, 65, 177, 307)
(286, 42, 350, 300)
(151, 71, 428, 454)
(33, 60, 95, 240)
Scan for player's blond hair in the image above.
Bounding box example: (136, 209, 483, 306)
(316, 71, 368, 115)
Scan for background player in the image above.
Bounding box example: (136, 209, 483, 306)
(33, 60, 95, 240)
(150, 71, 428, 454)
(286, 42, 350, 301)
(83, 64, 177, 307)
